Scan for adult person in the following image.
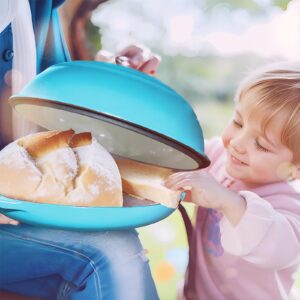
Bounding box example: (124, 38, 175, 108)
(0, 1, 160, 299)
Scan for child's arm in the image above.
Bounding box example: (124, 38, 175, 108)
(165, 173, 300, 269)
(220, 191, 300, 269)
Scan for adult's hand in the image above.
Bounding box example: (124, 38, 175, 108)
(95, 45, 161, 75)
(0, 213, 19, 225)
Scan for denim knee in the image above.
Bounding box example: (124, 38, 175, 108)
(0, 226, 158, 300)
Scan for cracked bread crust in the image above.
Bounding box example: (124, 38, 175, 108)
(0, 130, 123, 207)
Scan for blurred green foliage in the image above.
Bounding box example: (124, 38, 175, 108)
(154, 54, 270, 139)
(201, 0, 290, 12)
(85, 20, 102, 56)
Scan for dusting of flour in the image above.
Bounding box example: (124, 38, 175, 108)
(37, 147, 78, 188)
(74, 138, 122, 195)
(0, 137, 122, 205)
(0, 141, 41, 178)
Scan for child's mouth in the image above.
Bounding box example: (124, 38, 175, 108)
(230, 154, 247, 166)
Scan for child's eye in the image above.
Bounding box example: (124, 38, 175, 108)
(255, 140, 269, 152)
(233, 120, 242, 127)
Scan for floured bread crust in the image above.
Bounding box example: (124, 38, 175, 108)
(66, 137, 122, 206)
(18, 129, 75, 159)
(0, 130, 123, 207)
(0, 142, 41, 200)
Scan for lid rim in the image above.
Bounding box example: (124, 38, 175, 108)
(10, 96, 210, 170)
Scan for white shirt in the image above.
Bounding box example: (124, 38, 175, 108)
(0, 0, 36, 94)
(0, 0, 38, 140)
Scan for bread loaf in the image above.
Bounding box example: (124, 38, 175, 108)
(116, 159, 182, 208)
(0, 130, 181, 208)
(0, 130, 123, 207)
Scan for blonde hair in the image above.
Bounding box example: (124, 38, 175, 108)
(234, 62, 300, 163)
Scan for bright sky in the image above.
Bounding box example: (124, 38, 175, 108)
(92, 0, 300, 60)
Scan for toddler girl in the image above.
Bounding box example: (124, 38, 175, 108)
(166, 62, 300, 300)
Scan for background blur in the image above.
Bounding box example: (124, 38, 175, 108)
(59, 1, 300, 299)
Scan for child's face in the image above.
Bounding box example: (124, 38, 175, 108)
(221, 100, 294, 186)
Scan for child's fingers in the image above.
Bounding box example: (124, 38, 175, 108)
(165, 172, 195, 187)
(167, 171, 195, 181)
(166, 178, 194, 191)
(164, 173, 185, 188)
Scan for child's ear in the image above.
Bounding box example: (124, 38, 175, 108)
(291, 164, 300, 180)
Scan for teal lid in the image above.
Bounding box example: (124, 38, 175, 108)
(10, 61, 209, 170)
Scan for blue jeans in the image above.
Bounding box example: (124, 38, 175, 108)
(0, 224, 159, 300)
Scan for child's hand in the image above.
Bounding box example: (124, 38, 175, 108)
(165, 170, 228, 210)
(165, 170, 246, 225)
(0, 214, 19, 225)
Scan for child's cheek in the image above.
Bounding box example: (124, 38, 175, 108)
(249, 156, 274, 180)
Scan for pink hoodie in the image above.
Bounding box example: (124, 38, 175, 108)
(184, 137, 300, 300)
